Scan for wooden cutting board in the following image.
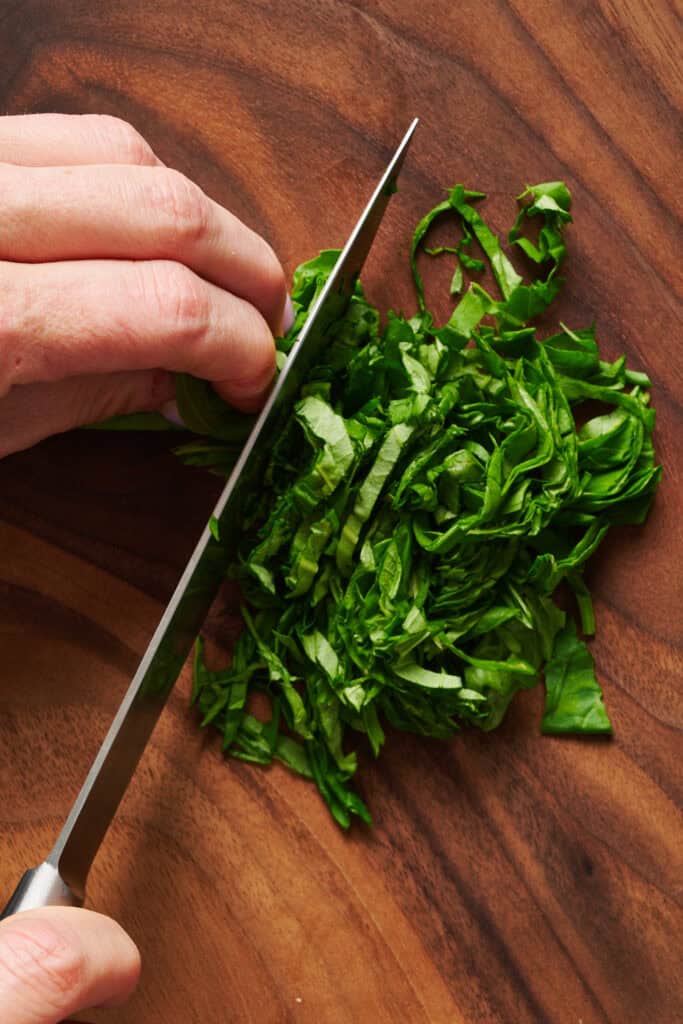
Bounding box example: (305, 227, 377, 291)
(0, 2, 680, 1021)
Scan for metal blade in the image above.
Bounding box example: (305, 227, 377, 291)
(48, 118, 418, 898)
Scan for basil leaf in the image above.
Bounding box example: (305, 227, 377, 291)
(175, 373, 254, 442)
(171, 179, 660, 827)
(542, 621, 612, 734)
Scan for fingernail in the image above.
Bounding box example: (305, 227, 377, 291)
(160, 399, 185, 428)
(283, 293, 295, 334)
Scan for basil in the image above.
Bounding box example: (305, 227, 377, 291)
(185, 182, 660, 826)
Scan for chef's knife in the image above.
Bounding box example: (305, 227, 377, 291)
(1, 118, 418, 919)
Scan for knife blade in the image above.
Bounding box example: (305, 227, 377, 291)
(1, 117, 418, 918)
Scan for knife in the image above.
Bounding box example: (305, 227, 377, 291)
(1, 118, 418, 919)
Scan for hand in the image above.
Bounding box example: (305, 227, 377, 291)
(0, 113, 292, 458)
(0, 906, 140, 1023)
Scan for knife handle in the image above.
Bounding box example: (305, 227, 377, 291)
(1, 861, 81, 920)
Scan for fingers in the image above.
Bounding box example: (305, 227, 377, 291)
(0, 906, 140, 1024)
(0, 111, 288, 437)
(0, 163, 287, 334)
(0, 370, 175, 459)
(0, 113, 160, 167)
(0, 259, 276, 411)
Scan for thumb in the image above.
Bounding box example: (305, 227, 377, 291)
(0, 369, 175, 459)
(0, 907, 141, 1024)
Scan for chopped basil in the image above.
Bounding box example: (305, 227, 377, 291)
(184, 182, 660, 826)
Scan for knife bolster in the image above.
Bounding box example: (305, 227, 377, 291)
(0, 861, 81, 919)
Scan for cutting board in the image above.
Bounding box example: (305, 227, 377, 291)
(0, 2, 681, 1021)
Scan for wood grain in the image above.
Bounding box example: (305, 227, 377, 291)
(0, 2, 681, 1021)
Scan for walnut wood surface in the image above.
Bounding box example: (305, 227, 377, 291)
(0, 2, 681, 1022)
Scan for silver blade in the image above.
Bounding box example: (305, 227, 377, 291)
(49, 118, 418, 897)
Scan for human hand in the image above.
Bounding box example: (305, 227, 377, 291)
(0, 113, 291, 458)
(0, 906, 140, 1023)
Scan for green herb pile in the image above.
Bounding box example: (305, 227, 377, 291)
(178, 182, 661, 828)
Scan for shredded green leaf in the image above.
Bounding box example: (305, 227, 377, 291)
(541, 620, 611, 734)
(178, 182, 660, 826)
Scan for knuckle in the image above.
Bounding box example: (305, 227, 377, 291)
(93, 114, 156, 165)
(149, 169, 210, 249)
(0, 922, 85, 1007)
(146, 261, 211, 345)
